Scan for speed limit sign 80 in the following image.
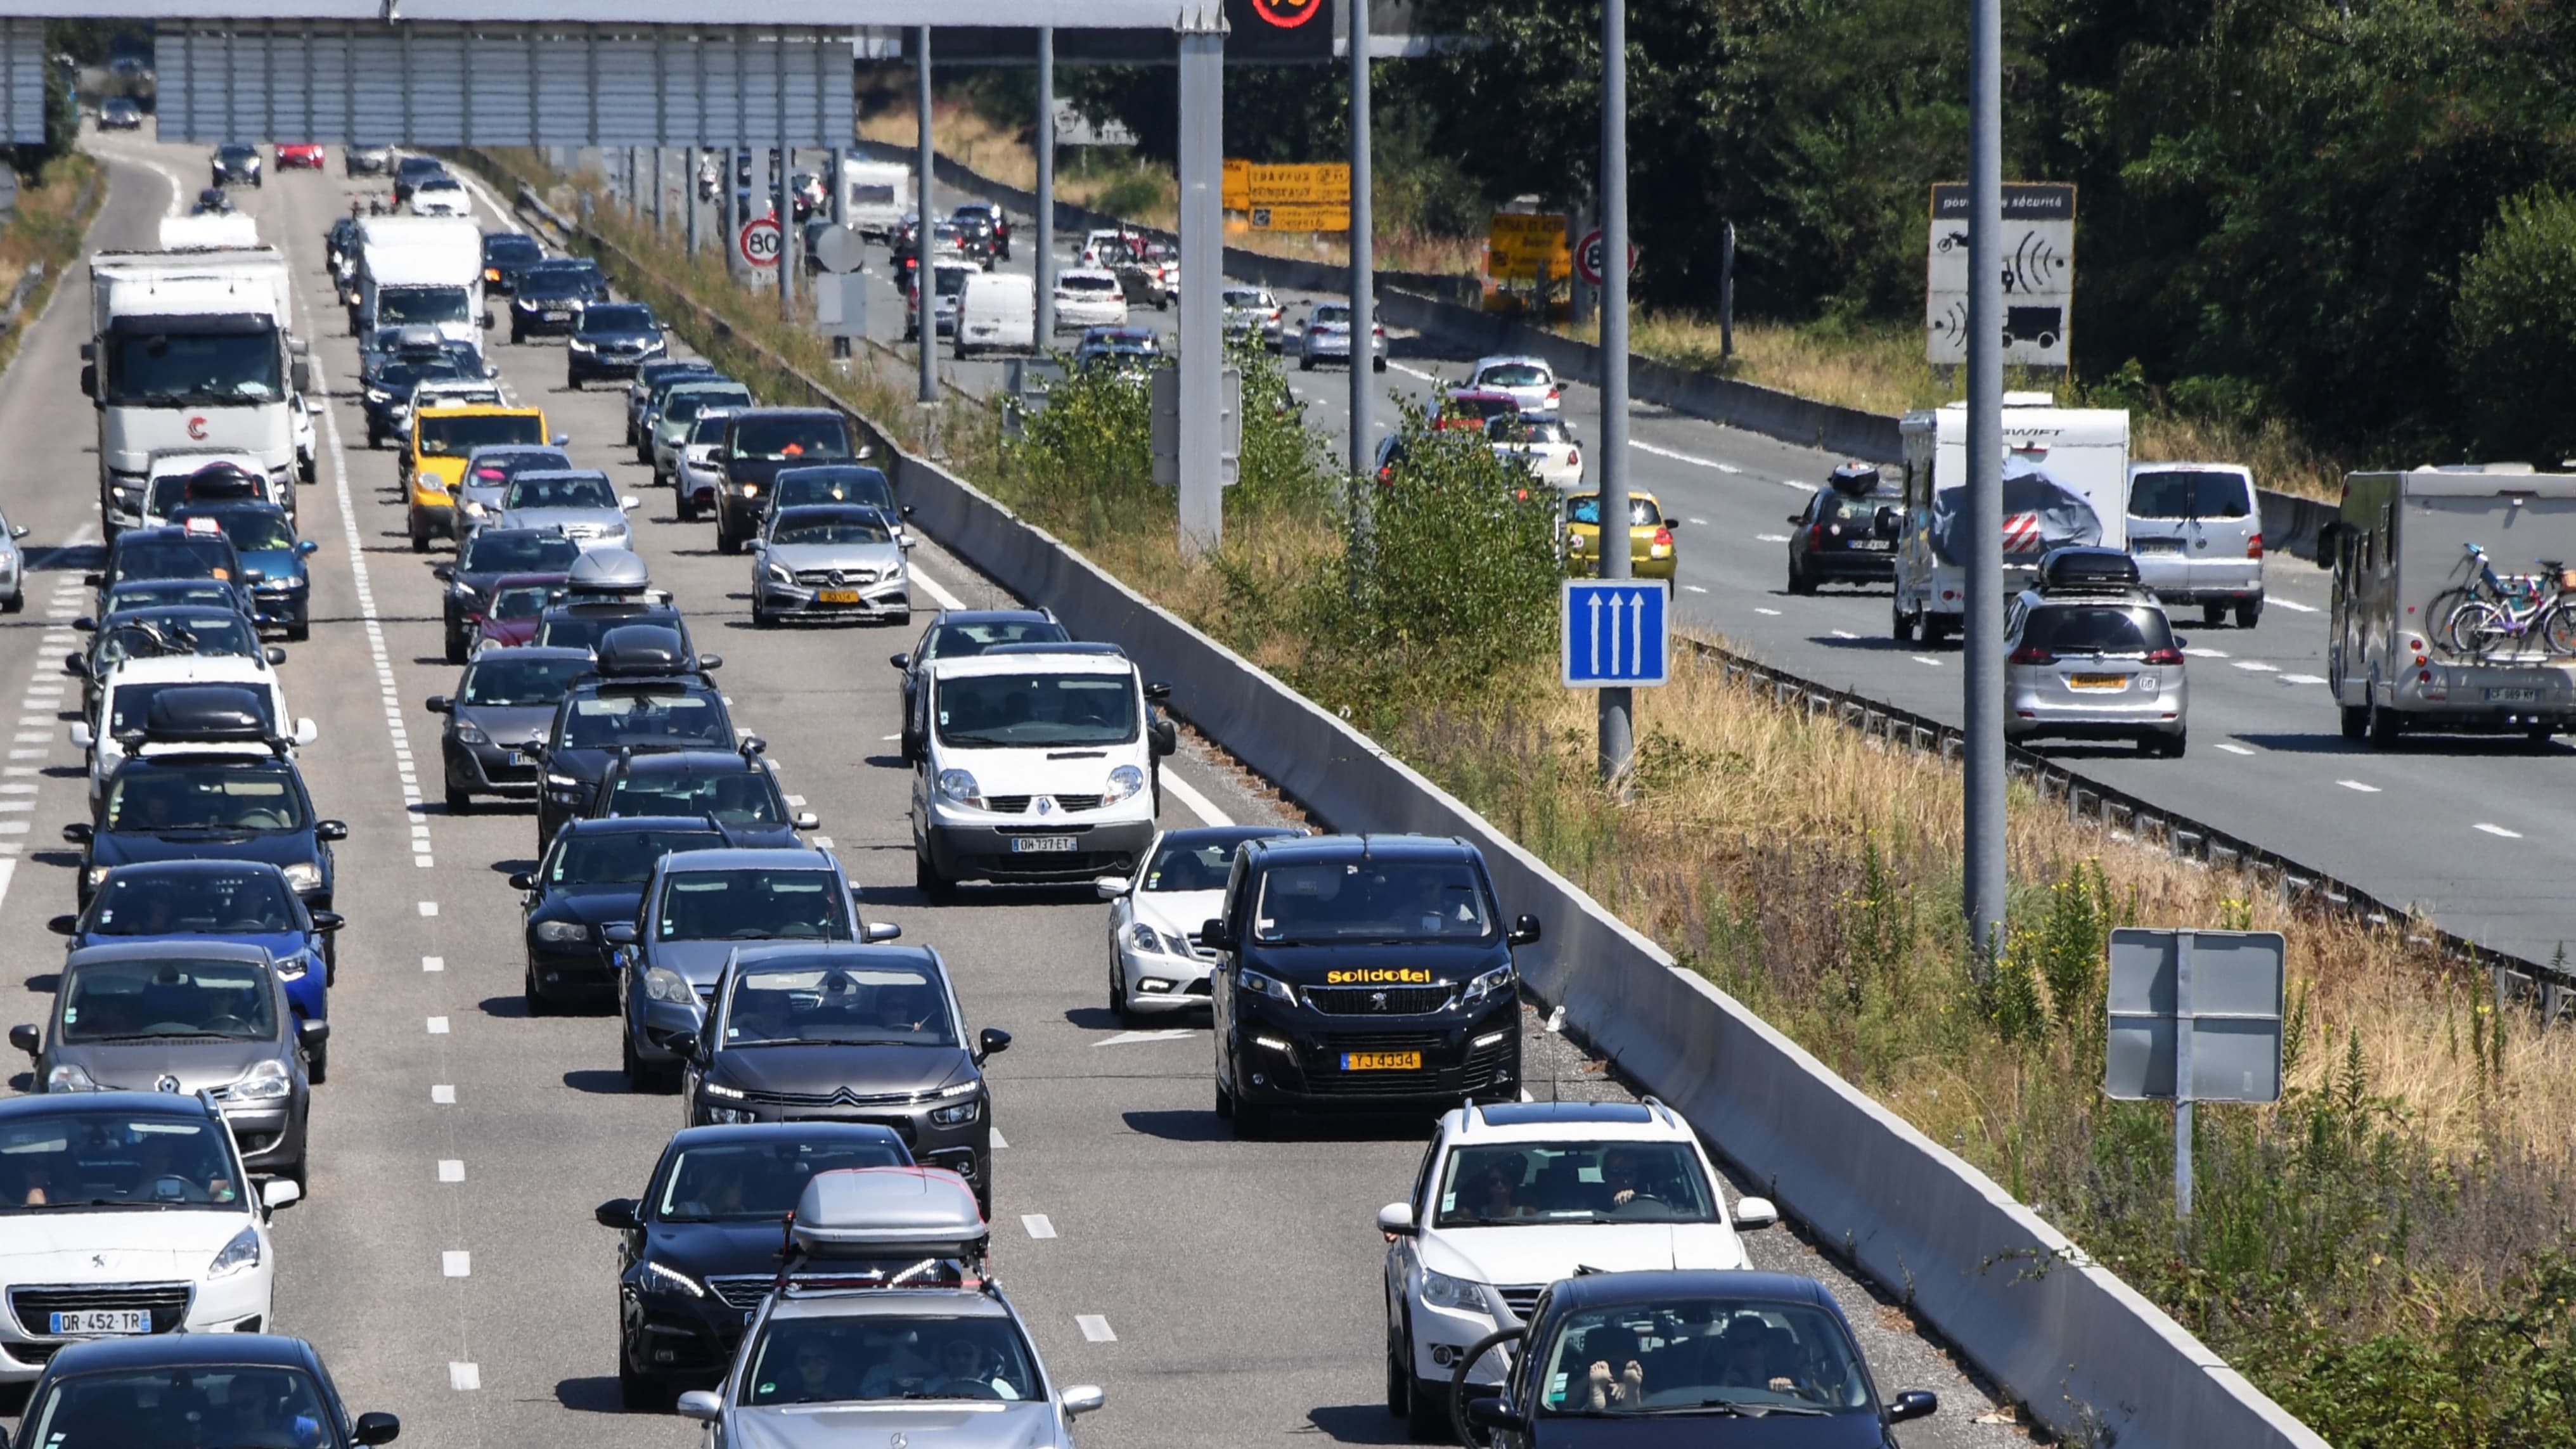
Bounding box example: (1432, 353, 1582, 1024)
(738, 216, 783, 269)
(1574, 228, 1639, 287)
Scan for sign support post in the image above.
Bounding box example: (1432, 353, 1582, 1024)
(1598, 0, 1633, 792)
(2104, 928, 2286, 1224)
(1035, 27, 1056, 346)
(1176, 6, 1227, 561)
(915, 27, 938, 406)
(1964, 0, 2005, 963)
(1348, 0, 1374, 572)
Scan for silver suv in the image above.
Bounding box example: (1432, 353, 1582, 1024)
(2004, 549, 2190, 756)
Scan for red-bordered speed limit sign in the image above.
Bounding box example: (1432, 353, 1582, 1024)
(738, 216, 783, 269)
(1575, 228, 1640, 287)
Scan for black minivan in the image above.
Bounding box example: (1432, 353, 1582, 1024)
(1208, 834, 1536, 1137)
(716, 408, 859, 555)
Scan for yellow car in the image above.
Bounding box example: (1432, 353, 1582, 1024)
(1562, 489, 1678, 581)
(407, 404, 550, 551)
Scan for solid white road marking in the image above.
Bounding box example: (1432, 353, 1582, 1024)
(1631, 439, 1742, 473)
(2269, 598, 2319, 613)
(2215, 742, 2256, 756)
(1389, 362, 1438, 382)
(449, 1363, 481, 1391)
(1077, 1315, 1117, 1343)
(1021, 1214, 1057, 1239)
(439, 1160, 465, 1182)
(1161, 770, 1232, 827)
(2476, 822, 2523, 838)
(442, 1251, 472, 1278)
(909, 564, 966, 610)
(431, 1085, 457, 1104)
(1754, 607, 1781, 615)
(1831, 629, 1857, 640)
(1912, 655, 1944, 667)
(2336, 780, 2381, 793)
(1095, 1029, 1196, 1046)
(427, 1017, 449, 1035)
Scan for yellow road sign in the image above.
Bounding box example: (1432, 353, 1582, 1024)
(1249, 202, 1352, 231)
(1488, 212, 1570, 280)
(1223, 157, 1250, 211)
(1247, 162, 1350, 205)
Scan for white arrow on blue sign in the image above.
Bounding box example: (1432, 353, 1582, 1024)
(1561, 579, 1672, 688)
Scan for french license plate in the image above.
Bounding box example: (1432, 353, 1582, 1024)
(2488, 687, 2540, 703)
(544, 309, 569, 321)
(1342, 1051, 1423, 1072)
(2134, 539, 2183, 553)
(1009, 836, 1075, 854)
(816, 589, 861, 605)
(51, 1310, 148, 1335)
(2068, 674, 2128, 690)
(1854, 539, 1892, 550)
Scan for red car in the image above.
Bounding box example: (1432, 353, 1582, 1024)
(274, 143, 326, 170)
(472, 573, 563, 651)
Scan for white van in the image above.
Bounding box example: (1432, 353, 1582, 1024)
(908, 644, 1177, 901)
(2125, 461, 2264, 628)
(956, 272, 1036, 358)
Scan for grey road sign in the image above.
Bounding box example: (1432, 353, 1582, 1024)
(2104, 925, 2284, 1220)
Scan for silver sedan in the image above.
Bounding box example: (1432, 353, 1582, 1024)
(750, 504, 912, 627)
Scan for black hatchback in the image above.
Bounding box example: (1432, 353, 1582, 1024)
(513, 815, 731, 1010)
(522, 629, 734, 846)
(1786, 463, 1902, 594)
(68, 692, 345, 913)
(18, 1333, 399, 1448)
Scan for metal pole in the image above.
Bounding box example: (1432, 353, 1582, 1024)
(1176, 9, 1226, 559)
(1348, 0, 1375, 555)
(2172, 931, 2196, 1220)
(1719, 220, 1735, 359)
(686, 146, 701, 255)
(1034, 27, 1056, 346)
(916, 27, 938, 403)
(1596, 0, 1632, 790)
(1964, 0, 2006, 960)
(654, 147, 667, 235)
(780, 146, 797, 318)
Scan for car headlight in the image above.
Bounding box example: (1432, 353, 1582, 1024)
(641, 1259, 706, 1298)
(546, 772, 581, 790)
(453, 721, 489, 746)
(1128, 922, 1171, 956)
(1420, 1268, 1487, 1312)
(1237, 967, 1296, 1005)
(461, 499, 487, 517)
(766, 562, 796, 586)
(570, 339, 597, 352)
(231, 1058, 293, 1102)
(702, 1079, 745, 1101)
(274, 574, 307, 589)
(643, 967, 695, 1005)
(364, 387, 390, 404)
(44, 1063, 98, 1092)
(281, 862, 323, 894)
(271, 953, 309, 981)
(1102, 763, 1146, 804)
(532, 920, 588, 945)
(1462, 963, 1515, 1005)
(936, 770, 982, 808)
(929, 1093, 981, 1127)
(84, 866, 112, 890)
(208, 1226, 262, 1279)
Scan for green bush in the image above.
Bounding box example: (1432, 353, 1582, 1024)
(2452, 186, 2576, 463)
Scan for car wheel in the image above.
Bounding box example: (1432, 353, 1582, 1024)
(1787, 561, 1813, 596)
(675, 493, 697, 522)
(2203, 602, 2227, 628)
(446, 783, 471, 815)
(2366, 693, 2402, 748)
(750, 595, 771, 629)
(1386, 1327, 1410, 1417)
(617, 1355, 667, 1414)
(409, 517, 428, 553)
(914, 847, 953, 905)
(1893, 601, 1917, 643)
(1110, 958, 1137, 1024)
(1213, 1072, 1235, 1121)
(305, 1039, 328, 1086)
(1921, 614, 1954, 645)
(717, 527, 742, 557)
(1299, 356, 1315, 372)
(1401, 1330, 1448, 1440)
(2340, 704, 2367, 742)
(365, 428, 382, 450)
(621, 1027, 652, 1092)
(2236, 598, 2264, 629)
(1233, 1098, 1272, 1139)
(524, 960, 552, 1016)
(567, 373, 582, 391)
(445, 624, 467, 666)
(286, 621, 309, 643)
(1373, 357, 1388, 373)
(0, 589, 20, 615)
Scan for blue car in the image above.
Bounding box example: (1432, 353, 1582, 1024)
(48, 860, 344, 1080)
(172, 503, 321, 641)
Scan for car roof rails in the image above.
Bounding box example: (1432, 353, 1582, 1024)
(119, 684, 286, 754)
(563, 547, 651, 597)
(982, 641, 1126, 659)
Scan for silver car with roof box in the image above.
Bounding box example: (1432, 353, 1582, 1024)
(2125, 461, 2264, 628)
(2004, 547, 2190, 756)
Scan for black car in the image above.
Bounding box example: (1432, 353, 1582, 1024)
(426, 646, 593, 813)
(87, 522, 247, 619)
(482, 229, 545, 293)
(588, 745, 815, 840)
(510, 262, 605, 341)
(628, 359, 724, 453)
(361, 346, 480, 449)
(889, 609, 1068, 759)
(18, 1333, 399, 1448)
(953, 200, 1010, 261)
(715, 408, 860, 555)
(1460, 1270, 1936, 1447)
(567, 302, 668, 388)
(392, 153, 446, 205)
(210, 142, 262, 188)
(433, 525, 581, 662)
(949, 209, 1000, 267)
(765, 463, 901, 525)
(512, 815, 732, 1010)
(169, 502, 317, 640)
(532, 594, 699, 659)
(191, 186, 235, 216)
(67, 690, 345, 912)
(594, 1122, 912, 1406)
(674, 943, 1007, 1210)
(523, 627, 733, 846)
(1786, 463, 1900, 594)
(1209, 834, 1536, 1136)
(325, 216, 362, 272)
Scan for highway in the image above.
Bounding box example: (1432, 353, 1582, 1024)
(6, 126, 2023, 1448)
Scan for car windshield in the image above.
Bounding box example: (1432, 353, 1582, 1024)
(932, 671, 1137, 747)
(26, 1366, 332, 1446)
(108, 683, 275, 740)
(2021, 605, 2172, 655)
(1447, 395, 1517, 421)
(580, 304, 655, 334)
(2128, 469, 2251, 520)
(772, 514, 894, 547)
(105, 765, 306, 834)
(1481, 364, 1550, 388)
(1312, 304, 1350, 325)
(0, 1109, 242, 1211)
(505, 473, 618, 510)
(744, 1315, 1040, 1405)
(484, 585, 553, 624)
(1493, 417, 1573, 446)
(773, 468, 894, 511)
(924, 620, 1069, 660)
(461, 654, 588, 707)
(178, 511, 295, 553)
(112, 538, 233, 585)
(486, 234, 542, 263)
(1566, 496, 1662, 527)
(1060, 274, 1117, 293)
(657, 868, 850, 943)
(1435, 1141, 1717, 1227)
(538, 610, 690, 655)
(934, 268, 972, 297)
(605, 769, 783, 825)
(96, 614, 258, 667)
(380, 288, 470, 326)
(373, 355, 463, 393)
(1251, 859, 1495, 944)
(654, 1137, 909, 1222)
(546, 828, 724, 887)
(730, 417, 854, 462)
(666, 387, 751, 422)
(103, 329, 282, 406)
(60, 955, 277, 1043)
(461, 529, 581, 574)
(1143, 830, 1282, 891)
(1538, 1299, 1872, 1415)
(561, 688, 729, 750)
(723, 961, 956, 1047)
(420, 413, 545, 457)
(520, 271, 590, 299)
(85, 868, 300, 937)
(467, 451, 572, 489)
(105, 581, 239, 614)
(1223, 288, 1272, 307)
(690, 414, 735, 444)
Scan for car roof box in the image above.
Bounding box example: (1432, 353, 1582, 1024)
(790, 1167, 989, 1259)
(564, 547, 651, 596)
(593, 625, 690, 678)
(130, 685, 276, 749)
(1827, 461, 1883, 496)
(2037, 546, 2141, 590)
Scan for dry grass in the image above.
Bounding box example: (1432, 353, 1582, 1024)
(0, 153, 104, 378)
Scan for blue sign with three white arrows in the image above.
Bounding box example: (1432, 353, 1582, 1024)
(1561, 579, 1671, 688)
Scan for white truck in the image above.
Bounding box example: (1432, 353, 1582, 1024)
(84, 226, 311, 536)
(1892, 393, 2132, 642)
(841, 158, 914, 242)
(351, 216, 485, 347)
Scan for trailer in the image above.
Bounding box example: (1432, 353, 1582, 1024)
(1893, 394, 2130, 641)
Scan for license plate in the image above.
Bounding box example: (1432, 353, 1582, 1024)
(1342, 1051, 1423, 1071)
(1854, 539, 1892, 550)
(544, 310, 569, 321)
(51, 1310, 148, 1335)
(2068, 674, 2128, 690)
(1010, 836, 1075, 854)
(815, 589, 861, 604)
(2488, 687, 2540, 703)
(2134, 539, 2183, 553)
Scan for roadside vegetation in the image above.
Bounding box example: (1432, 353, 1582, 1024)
(0, 149, 103, 378)
(477, 143, 2576, 1443)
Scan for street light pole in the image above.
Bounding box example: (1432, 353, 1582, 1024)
(1348, 0, 1375, 558)
(1175, 6, 1227, 560)
(916, 26, 938, 404)
(1035, 27, 1056, 346)
(1963, 0, 2007, 958)
(1597, 0, 1633, 791)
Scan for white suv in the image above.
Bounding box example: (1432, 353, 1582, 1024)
(74, 656, 314, 801)
(1375, 1099, 1778, 1436)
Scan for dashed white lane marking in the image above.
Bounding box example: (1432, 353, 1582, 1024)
(1161, 770, 1232, 827)
(2476, 822, 2523, 838)
(438, 1160, 465, 1182)
(1689, 517, 1709, 525)
(1021, 1214, 1057, 1240)
(990, 1129, 1008, 1149)
(2181, 647, 2229, 659)
(2280, 673, 2328, 685)
(1684, 584, 1708, 593)
(1911, 655, 1944, 667)
(785, 794, 806, 807)
(448, 1363, 481, 1392)
(2215, 742, 2256, 756)
(427, 1016, 450, 1035)
(1631, 439, 1742, 473)
(2232, 660, 2279, 673)
(1095, 1029, 1197, 1046)
(1756, 533, 1790, 543)
(811, 835, 834, 849)
(418, 901, 439, 917)
(1076, 1314, 1117, 1343)
(423, 956, 444, 972)
(1754, 607, 1781, 615)
(1388, 362, 1438, 382)
(431, 1085, 457, 1104)
(442, 1251, 472, 1277)
(2269, 598, 2319, 613)
(1831, 629, 1857, 640)
(2336, 780, 2381, 793)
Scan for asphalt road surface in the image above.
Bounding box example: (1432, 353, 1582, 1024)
(13, 126, 2030, 1448)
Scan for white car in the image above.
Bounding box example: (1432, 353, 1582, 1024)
(1376, 1098, 1779, 1435)
(75, 655, 313, 801)
(0, 1093, 300, 1383)
(1489, 414, 1584, 492)
(1299, 302, 1388, 371)
(1098, 825, 1303, 1020)
(673, 409, 738, 521)
(1052, 268, 1130, 331)
(1078, 228, 1131, 266)
(409, 176, 471, 217)
(1467, 354, 1562, 413)
(140, 449, 280, 533)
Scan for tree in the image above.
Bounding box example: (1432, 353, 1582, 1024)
(2452, 186, 2576, 464)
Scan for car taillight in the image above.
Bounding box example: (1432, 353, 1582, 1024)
(1566, 448, 1580, 468)
(1377, 465, 1394, 483)
(2247, 533, 2264, 559)
(1808, 524, 1824, 546)
(2009, 646, 2054, 664)
(1547, 387, 1561, 404)
(2144, 647, 2184, 665)
(1652, 527, 1673, 548)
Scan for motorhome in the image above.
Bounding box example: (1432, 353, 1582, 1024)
(1893, 394, 2131, 642)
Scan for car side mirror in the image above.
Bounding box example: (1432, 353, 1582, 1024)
(861, 921, 903, 944)
(1060, 1386, 1105, 1417)
(1888, 1390, 1938, 1423)
(241, 569, 265, 584)
(595, 1197, 643, 1230)
(61, 823, 91, 844)
(675, 1391, 722, 1423)
(2172, 636, 2191, 650)
(80, 574, 100, 586)
(664, 1031, 699, 1062)
(1143, 681, 1171, 701)
(67, 722, 93, 750)
(299, 1019, 331, 1047)
(1507, 913, 1543, 946)
(1199, 917, 1233, 951)
(508, 872, 536, 891)
(1376, 1202, 1415, 1237)
(1788, 513, 1805, 525)
(621, 496, 641, 512)
(291, 357, 312, 394)
(602, 922, 638, 946)
(292, 719, 318, 746)
(1732, 1195, 1779, 1230)
(8, 1024, 37, 1057)
(697, 654, 722, 672)
(431, 563, 455, 581)
(6, 524, 25, 540)
(793, 811, 820, 830)
(265, 647, 287, 665)
(80, 363, 95, 399)
(553, 433, 571, 448)
(46, 915, 75, 936)
(352, 1412, 401, 1446)
(72, 615, 94, 632)
(311, 911, 345, 933)
(316, 820, 348, 841)
(1150, 719, 1176, 757)
(977, 1026, 1012, 1060)
(890, 653, 911, 671)
(61, 654, 84, 678)
(425, 696, 453, 714)
(1877, 506, 1902, 538)
(262, 1178, 302, 1211)
(1093, 875, 1131, 900)
(899, 536, 918, 550)
(1465, 1398, 1525, 1433)
(298, 539, 319, 555)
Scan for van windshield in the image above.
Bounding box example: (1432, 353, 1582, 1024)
(1251, 860, 1495, 944)
(933, 672, 1137, 747)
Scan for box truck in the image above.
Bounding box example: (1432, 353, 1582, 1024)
(351, 216, 485, 347)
